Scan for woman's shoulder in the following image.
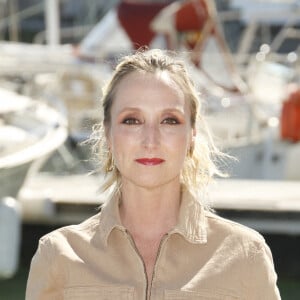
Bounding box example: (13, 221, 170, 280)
(205, 210, 267, 248)
(38, 211, 102, 251)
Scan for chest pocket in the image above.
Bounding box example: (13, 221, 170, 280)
(63, 285, 134, 300)
(165, 289, 240, 300)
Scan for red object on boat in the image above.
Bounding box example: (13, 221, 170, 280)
(281, 87, 300, 142)
(117, 1, 169, 49)
(175, 0, 209, 31)
(175, 0, 212, 50)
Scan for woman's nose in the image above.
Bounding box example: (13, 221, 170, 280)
(141, 123, 160, 148)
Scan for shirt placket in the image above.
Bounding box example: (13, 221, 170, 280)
(124, 229, 170, 300)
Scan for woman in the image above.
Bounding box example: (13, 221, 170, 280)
(26, 49, 281, 299)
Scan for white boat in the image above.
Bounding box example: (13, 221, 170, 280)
(0, 87, 68, 199)
(0, 41, 75, 77)
(0, 87, 67, 278)
(27, 66, 106, 143)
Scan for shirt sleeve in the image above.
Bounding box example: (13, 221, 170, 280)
(247, 240, 281, 300)
(25, 236, 62, 300)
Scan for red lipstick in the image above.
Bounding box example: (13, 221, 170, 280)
(135, 158, 165, 166)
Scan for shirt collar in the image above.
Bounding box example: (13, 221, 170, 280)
(98, 191, 125, 246)
(170, 188, 207, 244)
(98, 188, 207, 246)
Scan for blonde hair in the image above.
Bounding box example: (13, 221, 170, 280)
(90, 49, 226, 198)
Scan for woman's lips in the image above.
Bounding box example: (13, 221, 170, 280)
(135, 158, 165, 166)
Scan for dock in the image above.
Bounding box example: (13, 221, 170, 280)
(19, 173, 300, 236)
(209, 179, 300, 235)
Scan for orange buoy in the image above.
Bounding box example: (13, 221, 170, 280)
(281, 87, 300, 142)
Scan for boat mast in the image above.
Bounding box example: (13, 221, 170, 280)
(8, 0, 19, 41)
(45, 0, 60, 46)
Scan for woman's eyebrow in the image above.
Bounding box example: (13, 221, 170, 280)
(117, 107, 141, 114)
(117, 106, 186, 115)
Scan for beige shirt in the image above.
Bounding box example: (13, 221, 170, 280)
(26, 190, 281, 300)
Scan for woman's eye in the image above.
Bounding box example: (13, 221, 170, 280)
(122, 118, 140, 125)
(162, 118, 179, 125)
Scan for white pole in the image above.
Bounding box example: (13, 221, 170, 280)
(45, 0, 60, 46)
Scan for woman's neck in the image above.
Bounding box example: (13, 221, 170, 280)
(119, 182, 181, 239)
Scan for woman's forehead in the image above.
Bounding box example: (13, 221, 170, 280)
(116, 70, 183, 94)
(109, 71, 192, 121)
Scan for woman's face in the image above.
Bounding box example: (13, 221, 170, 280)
(106, 71, 195, 190)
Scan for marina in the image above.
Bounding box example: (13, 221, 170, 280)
(0, 0, 300, 298)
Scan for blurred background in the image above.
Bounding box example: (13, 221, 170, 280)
(0, 0, 300, 299)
